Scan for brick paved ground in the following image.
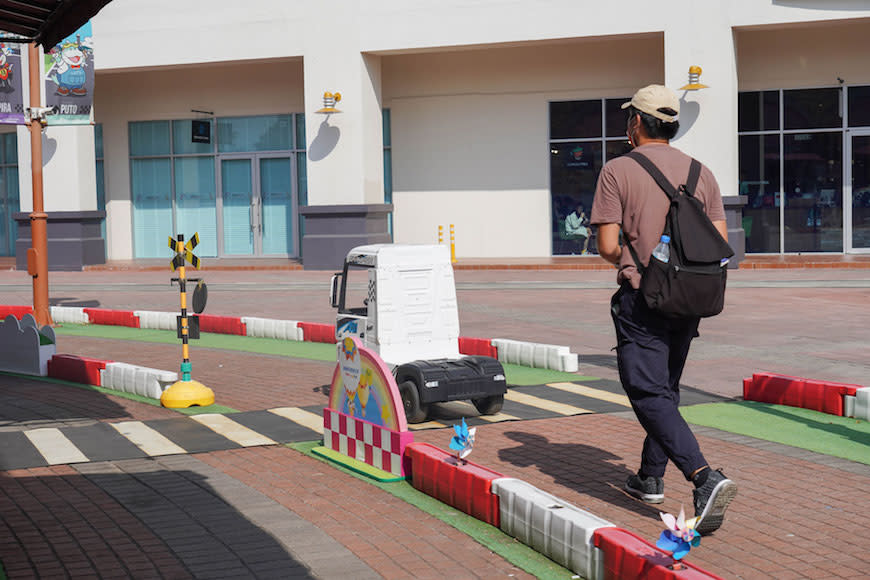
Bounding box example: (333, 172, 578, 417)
(1, 266, 869, 578)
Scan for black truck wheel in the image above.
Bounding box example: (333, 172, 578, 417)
(473, 394, 504, 415)
(399, 380, 428, 423)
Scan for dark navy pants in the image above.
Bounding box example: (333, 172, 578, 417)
(610, 285, 707, 480)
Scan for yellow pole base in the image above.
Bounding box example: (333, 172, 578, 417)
(161, 380, 215, 408)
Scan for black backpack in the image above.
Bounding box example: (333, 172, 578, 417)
(624, 151, 735, 319)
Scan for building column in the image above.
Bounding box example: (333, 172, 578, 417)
(300, 6, 390, 269)
(665, 5, 745, 265)
(15, 124, 105, 270)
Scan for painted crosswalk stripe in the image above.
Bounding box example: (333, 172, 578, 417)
(24, 428, 89, 465)
(505, 390, 593, 415)
(547, 382, 632, 407)
(268, 407, 324, 434)
(408, 420, 448, 430)
(110, 421, 187, 456)
(190, 414, 276, 447)
(478, 411, 522, 422)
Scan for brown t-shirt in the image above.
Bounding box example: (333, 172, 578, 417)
(590, 143, 725, 289)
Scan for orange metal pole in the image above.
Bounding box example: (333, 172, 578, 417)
(27, 43, 52, 326)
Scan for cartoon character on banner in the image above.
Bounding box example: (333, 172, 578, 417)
(338, 337, 361, 416)
(0, 44, 15, 93)
(47, 36, 93, 96)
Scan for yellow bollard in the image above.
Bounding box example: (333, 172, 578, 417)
(450, 224, 456, 263)
(438, 224, 443, 244)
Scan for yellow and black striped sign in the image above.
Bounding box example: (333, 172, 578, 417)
(168, 233, 201, 270)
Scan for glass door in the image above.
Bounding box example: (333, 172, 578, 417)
(220, 158, 254, 255)
(219, 155, 295, 256)
(847, 130, 870, 252)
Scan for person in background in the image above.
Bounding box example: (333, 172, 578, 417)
(565, 202, 590, 254)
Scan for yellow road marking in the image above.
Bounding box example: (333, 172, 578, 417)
(504, 390, 592, 415)
(408, 420, 447, 430)
(546, 382, 632, 407)
(478, 412, 522, 422)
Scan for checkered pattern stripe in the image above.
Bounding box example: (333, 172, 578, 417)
(322, 409, 414, 476)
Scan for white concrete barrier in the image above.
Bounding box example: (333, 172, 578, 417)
(50, 306, 90, 325)
(854, 387, 870, 421)
(134, 310, 177, 331)
(492, 478, 613, 580)
(241, 317, 303, 341)
(491, 338, 579, 372)
(100, 362, 177, 400)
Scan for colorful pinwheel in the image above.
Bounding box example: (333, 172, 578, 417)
(656, 507, 701, 561)
(449, 418, 476, 460)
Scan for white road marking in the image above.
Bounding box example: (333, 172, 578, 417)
(547, 382, 632, 407)
(109, 421, 187, 456)
(504, 390, 593, 415)
(268, 407, 324, 434)
(24, 428, 89, 465)
(189, 414, 276, 447)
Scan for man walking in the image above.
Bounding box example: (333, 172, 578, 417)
(590, 85, 737, 535)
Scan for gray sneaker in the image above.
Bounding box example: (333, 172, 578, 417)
(693, 469, 737, 535)
(624, 473, 664, 504)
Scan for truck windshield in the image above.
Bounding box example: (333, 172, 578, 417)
(341, 264, 371, 316)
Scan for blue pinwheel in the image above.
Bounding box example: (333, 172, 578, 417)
(449, 418, 476, 460)
(656, 507, 701, 561)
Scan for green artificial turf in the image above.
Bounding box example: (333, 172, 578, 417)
(53, 323, 593, 387)
(289, 441, 572, 579)
(681, 401, 870, 465)
(53, 323, 337, 361)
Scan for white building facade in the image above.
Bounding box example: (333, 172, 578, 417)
(4, 1, 870, 268)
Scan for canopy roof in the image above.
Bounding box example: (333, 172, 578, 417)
(0, 0, 112, 49)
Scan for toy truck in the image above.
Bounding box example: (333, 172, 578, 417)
(330, 244, 506, 423)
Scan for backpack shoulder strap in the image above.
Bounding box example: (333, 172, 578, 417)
(685, 158, 702, 198)
(625, 150, 676, 199)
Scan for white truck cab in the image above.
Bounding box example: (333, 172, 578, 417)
(330, 244, 506, 422)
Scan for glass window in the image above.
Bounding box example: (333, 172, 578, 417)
(174, 157, 217, 256)
(131, 158, 173, 258)
(605, 98, 630, 138)
(738, 91, 779, 132)
(295, 113, 306, 149)
(605, 140, 632, 162)
(783, 132, 842, 252)
(172, 119, 215, 155)
(848, 85, 870, 127)
(550, 141, 601, 255)
(550, 101, 601, 139)
(129, 121, 171, 156)
(739, 134, 781, 253)
(783, 88, 841, 130)
(218, 115, 292, 153)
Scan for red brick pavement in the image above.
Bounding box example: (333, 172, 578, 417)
(54, 335, 334, 411)
(196, 446, 533, 579)
(0, 465, 191, 579)
(0, 374, 177, 426)
(412, 414, 870, 580)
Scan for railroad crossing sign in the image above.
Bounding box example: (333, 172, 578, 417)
(168, 232, 201, 270)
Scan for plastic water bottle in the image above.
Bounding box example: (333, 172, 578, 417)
(652, 235, 670, 263)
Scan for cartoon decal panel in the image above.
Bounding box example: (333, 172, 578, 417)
(329, 336, 407, 432)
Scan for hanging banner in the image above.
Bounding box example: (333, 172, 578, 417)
(0, 42, 26, 124)
(43, 22, 94, 125)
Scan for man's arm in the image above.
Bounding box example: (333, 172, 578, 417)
(596, 223, 622, 266)
(713, 219, 727, 242)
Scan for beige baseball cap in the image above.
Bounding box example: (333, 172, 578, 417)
(621, 85, 680, 123)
